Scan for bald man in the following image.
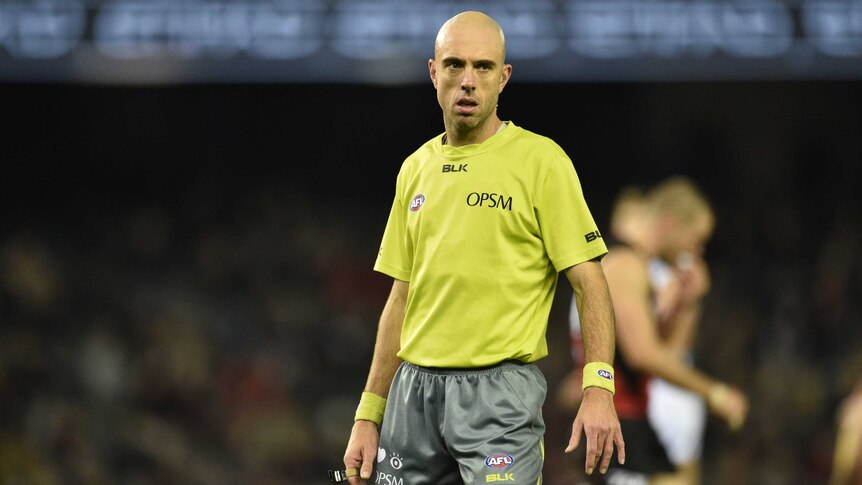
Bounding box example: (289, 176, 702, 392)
(342, 11, 623, 484)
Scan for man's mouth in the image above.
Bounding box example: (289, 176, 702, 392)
(455, 98, 479, 114)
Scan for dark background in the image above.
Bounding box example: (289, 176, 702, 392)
(1, 80, 861, 484)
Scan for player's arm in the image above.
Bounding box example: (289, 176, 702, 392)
(603, 249, 747, 429)
(662, 295, 701, 359)
(343, 278, 408, 483)
(653, 275, 682, 330)
(662, 257, 710, 358)
(562, 259, 625, 476)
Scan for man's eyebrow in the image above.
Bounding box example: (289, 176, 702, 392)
(440, 56, 497, 67)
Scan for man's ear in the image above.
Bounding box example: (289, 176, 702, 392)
(429, 59, 438, 88)
(498, 64, 512, 93)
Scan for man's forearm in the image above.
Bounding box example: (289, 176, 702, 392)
(363, 279, 408, 397)
(566, 261, 615, 365)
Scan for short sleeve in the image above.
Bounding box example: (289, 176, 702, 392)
(534, 157, 608, 272)
(373, 176, 412, 281)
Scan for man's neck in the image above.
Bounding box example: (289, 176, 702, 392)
(443, 119, 507, 146)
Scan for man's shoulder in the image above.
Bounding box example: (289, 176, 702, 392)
(604, 245, 649, 273)
(505, 125, 574, 174)
(390, 134, 443, 179)
(509, 124, 564, 151)
(403, 133, 443, 163)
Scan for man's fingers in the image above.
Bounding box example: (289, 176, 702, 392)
(344, 456, 362, 484)
(360, 444, 376, 480)
(614, 428, 626, 465)
(345, 461, 364, 484)
(583, 427, 599, 475)
(598, 432, 614, 474)
(346, 468, 363, 485)
(565, 416, 583, 453)
(344, 445, 373, 484)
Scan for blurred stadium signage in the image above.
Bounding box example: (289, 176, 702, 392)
(0, 0, 860, 83)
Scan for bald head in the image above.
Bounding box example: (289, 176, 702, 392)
(429, 10, 512, 146)
(435, 11, 506, 62)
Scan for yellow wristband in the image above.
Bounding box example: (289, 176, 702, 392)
(582, 362, 615, 395)
(355, 391, 387, 425)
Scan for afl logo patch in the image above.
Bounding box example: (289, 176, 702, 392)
(485, 453, 514, 468)
(409, 194, 426, 212)
(598, 369, 614, 381)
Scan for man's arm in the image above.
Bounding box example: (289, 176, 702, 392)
(344, 279, 408, 483)
(562, 259, 625, 476)
(362, 279, 408, 397)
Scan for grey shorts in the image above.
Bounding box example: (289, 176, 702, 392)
(375, 360, 547, 485)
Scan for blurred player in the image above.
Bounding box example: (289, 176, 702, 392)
(563, 177, 748, 485)
(643, 255, 710, 485)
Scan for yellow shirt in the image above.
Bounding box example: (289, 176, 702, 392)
(374, 122, 607, 367)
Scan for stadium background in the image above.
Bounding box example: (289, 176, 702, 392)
(2, 1, 862, 484)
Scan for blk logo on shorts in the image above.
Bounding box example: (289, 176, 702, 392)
(409, 194, 425, 212)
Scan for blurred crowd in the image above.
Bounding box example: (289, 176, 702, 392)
(1, 82, 861, 485)
(0, 185, 393, 485)
(1, 176, 860, 485)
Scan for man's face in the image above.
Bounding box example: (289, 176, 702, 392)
(429, 22, 511, 134)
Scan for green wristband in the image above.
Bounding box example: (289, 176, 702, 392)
(355, 391, 387, 425)
(582, 361, 615, 395)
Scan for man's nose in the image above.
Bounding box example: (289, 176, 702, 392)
(460, 67, 476, 91)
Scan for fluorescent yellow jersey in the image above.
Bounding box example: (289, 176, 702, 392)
(374, 122, 607, 367)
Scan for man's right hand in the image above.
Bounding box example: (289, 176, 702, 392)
(343, 420, 379, 484)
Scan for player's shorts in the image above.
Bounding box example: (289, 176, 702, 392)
(585, 418, 674, 485)
(376, 360, 546, 485)
(647, 376, 707, 465)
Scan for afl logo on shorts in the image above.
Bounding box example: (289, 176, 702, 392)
(598, 369, 614, 381)
(409, 194, 426, 212)
(485, 453, 514, 468)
